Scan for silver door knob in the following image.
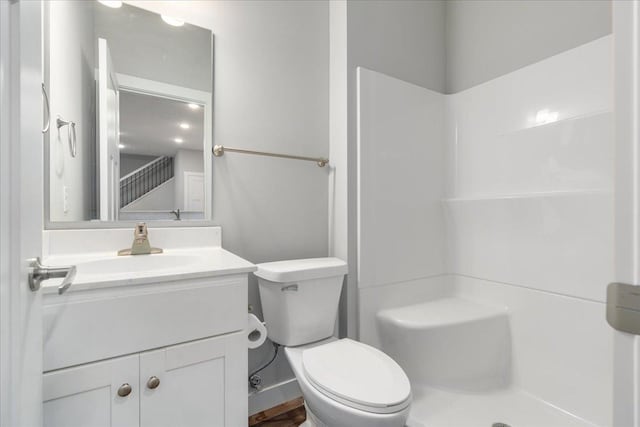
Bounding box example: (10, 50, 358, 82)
(28, 257, 76, 294)
(147, 376, 160, 389)
(117, 383, 132, 397)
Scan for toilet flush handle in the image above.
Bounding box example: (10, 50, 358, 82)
(281, 284, 298, 292)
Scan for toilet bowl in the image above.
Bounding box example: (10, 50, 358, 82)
(285, 338, 411, 427)
(255, 258, 412, 427)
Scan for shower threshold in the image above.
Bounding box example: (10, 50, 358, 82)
(406, 385, 598, 427)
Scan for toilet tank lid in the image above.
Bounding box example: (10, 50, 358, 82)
(255, 257, 347, 283)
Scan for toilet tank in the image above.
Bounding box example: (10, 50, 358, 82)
(255, 258, 348, 346)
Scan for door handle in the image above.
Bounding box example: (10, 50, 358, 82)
(607, 282, 640, 334)
(41, 83, 50, 134)
(28, 258, 77, 294)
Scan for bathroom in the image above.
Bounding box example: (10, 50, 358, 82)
(0, 0, 636, 426)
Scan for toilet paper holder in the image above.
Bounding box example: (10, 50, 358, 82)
(247, 312, 267, 349)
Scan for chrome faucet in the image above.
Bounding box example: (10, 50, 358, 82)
(171, 209, 181, 221)
(118, 223, 163, 256)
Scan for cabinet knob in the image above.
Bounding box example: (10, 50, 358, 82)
(117, 383, 132, 397)
(147, 376, 160, 390)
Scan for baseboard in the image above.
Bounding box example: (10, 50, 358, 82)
(248, 377, 302, 417)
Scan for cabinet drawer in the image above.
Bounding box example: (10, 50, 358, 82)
(44, 275, 247, 371)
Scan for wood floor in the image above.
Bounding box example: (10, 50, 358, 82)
(249, 397, 306, 427)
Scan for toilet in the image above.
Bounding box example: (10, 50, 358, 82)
(255, 258, 412, 427)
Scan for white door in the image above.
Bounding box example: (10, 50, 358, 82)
(613, 2, 640, 426)
(139, 333, 247, 427)
(183, 172, 205, 212)
(43, 355, 139, 427)
(97, 38, 120, 221)
(0, 1, 44, 427)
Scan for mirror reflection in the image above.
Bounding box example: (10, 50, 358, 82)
(45, 1, 213, 223)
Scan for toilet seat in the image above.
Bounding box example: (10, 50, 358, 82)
(301, 339, 411, 414)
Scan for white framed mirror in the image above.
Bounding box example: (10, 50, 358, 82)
(43, 0, 213, 227)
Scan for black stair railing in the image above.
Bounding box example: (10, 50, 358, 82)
(120, 156, 174, 208)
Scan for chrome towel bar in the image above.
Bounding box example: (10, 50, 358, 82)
(213, 144, 328, 167)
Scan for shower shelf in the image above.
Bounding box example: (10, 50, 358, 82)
(443, 189, 611, 203)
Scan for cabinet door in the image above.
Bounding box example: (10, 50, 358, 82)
(140, 332, 247, 427)
(43, 354, 139, 427)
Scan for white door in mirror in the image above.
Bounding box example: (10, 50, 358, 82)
(184, 172, 205, 212)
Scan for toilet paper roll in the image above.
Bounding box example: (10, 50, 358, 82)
(247, 313, 267, 349)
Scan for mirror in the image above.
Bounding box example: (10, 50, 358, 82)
(44, 1, 213, 224)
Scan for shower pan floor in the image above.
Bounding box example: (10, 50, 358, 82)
(406, 385, 597, 427)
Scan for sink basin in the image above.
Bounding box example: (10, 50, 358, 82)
(78, 253, 201, 276)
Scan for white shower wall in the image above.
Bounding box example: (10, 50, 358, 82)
(358, 35, 614, 426)
(357, 68, 449, 347)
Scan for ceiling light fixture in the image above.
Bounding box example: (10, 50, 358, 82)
(118, 143, 125, 149)
(179, 122, 190, 129)
(188, 103, 201, 110)
(174, 138, 184, 144)
(534, 109, 559, 126)
(98, 0, 123, 8)
(161, 15, 185, 27)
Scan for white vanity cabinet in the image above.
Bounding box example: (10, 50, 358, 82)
(42, 265, 253, 427)
(44, 332, 246, 427)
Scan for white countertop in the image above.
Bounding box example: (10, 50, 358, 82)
(42, 247, 256, 294)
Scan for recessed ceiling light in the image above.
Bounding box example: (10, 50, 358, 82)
(174, 138, 184, 144)
(188, 103, 201, 110)
(161, 15, 185, 27)
(118, 143, 125, 149)
(98, 0, 123, 8)
(179, 122, 190, 129)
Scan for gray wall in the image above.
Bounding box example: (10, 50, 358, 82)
(348, 0, 446, 93)
(210, 0, 329, 390)
(445, 0, 612, 93)
(341, 0, 447, 339)
(120, 154, 157, 177)
(128, 0, 330, 397)
(47, 1, 96, 221)
(120, 178, 175, 211)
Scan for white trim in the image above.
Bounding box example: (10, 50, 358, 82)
(117, 73, 211, 105)
(613, 2, 640, 426)
(0, 2, 11, 424)
(1, 2, 43, 426)
(97, 38, 120, 221)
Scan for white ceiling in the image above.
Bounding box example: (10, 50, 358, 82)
(119, 90, 205, 157)
(95, 1, 213, 92)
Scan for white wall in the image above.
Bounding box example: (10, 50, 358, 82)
(125, 1, 329, 412)
(48, 1, 96, 221)
(445, 36, 613, 425)
(356, 35, 614, 426)
(445, 0, 611, 93)
(342, 0, 447, 340)
(356, 68, 449, 346)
